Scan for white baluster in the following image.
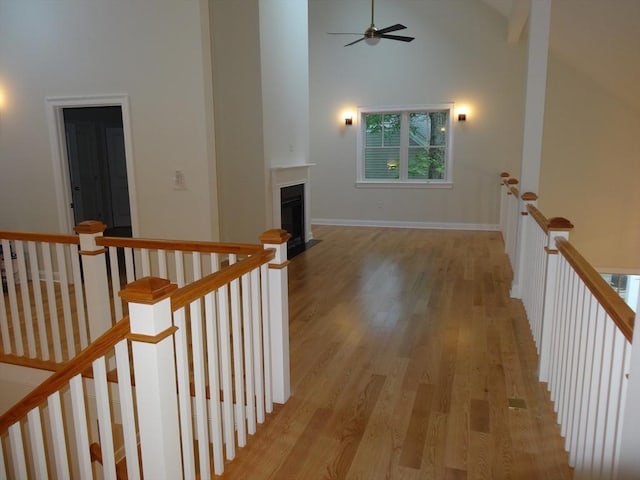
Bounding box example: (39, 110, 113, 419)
(27, 408, 49, 479)
(191, 297, 211, 479)
(204, 290, 224, 475)
(230, 272, 247, 446)
(8, 423, 28, 480)
(70, 244, 89, 349)
(242, 272, 257, 435)
(217, 284, 236, 460)
(56, 243, 75, 358)
(48, 391, 70, 479)
(69, 375, 93, 479)
(173, 305, 196, 478)
(2, 239, 23, 356)
(108, 246, 124, 320)
(251, 268, 266, 423)
(15, 241, 36, 357)
(115, 338, 140, 480)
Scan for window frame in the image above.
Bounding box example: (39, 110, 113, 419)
(356, 103, 454, 188)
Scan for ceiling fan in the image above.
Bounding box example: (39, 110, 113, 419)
(328, 0, 415, 47)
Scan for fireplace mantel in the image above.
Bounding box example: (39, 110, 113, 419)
(271, 164, 315, 243)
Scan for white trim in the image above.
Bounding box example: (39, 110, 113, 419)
(272, 163, 315, 170)
(312, 218, 499, 232)
(45, 94, 139, 235)
(355, 181, 453, 189)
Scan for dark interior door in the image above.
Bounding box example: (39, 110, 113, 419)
(64, 106, 131, 236)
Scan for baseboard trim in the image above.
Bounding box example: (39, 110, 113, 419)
(311, 218, 500, 232)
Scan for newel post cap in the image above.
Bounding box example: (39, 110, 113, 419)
(75, 220, 107, 235)
(547, 217, 574, 231)
(119, 277, 177, 304)
(260, 229, 292, 245)
(521, 191, 538, 201)
(500, 172, 510, 178)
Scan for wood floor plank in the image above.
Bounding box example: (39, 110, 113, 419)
(325, 374, 386, 479)
(470, 399, 490, 434)
(399, 382, 433, 468)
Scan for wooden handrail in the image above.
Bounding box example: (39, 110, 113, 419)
(170, 248, 275, 312)
(0, 317, 131, 433)
(555, 237, 635, 342)
(528, 205, 549, 233)
(98, 236, 264, 255)
(0, 231, 79, 245)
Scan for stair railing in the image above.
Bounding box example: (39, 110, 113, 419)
(0, 227, 291, 479)
(499, 173, 637, 478)
(0, 317, 135, 479)
(1, 229, 88, 363)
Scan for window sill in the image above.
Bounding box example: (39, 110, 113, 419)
(355, 181, 453, 189)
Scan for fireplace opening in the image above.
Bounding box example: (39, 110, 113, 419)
(280, 184, 305, 258)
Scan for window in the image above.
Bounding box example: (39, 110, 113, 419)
(356, 104, 453, 187)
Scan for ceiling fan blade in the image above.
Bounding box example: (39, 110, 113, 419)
(375, 23, 407, 35)
(344, 37, 366, 47)
(379, 34, 415, 42)
(327, 32, 364, 35)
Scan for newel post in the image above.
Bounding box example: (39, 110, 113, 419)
(120, 277, 182, 480)
(260, 229, 292, 404)
(75, 221, 112, 340)
(538, 217, 573, 383)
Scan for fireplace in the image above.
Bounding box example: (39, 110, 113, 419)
(280, 184, 305, 258)
(271, 163, 314, 259)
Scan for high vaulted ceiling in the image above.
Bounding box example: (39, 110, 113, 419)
(482, 0, 640, 112)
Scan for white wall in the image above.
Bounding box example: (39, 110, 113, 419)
(0, 0, 219, 240)
(308, 0, 526, 228)
(259, 0, 310, 169)
(540, 54, 640, 272)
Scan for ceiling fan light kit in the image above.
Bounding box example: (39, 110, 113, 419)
(328, 0, 415, 47)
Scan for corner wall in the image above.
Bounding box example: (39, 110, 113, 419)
(211, 0, 267, 243)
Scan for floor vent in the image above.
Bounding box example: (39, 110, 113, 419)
(508, 398, 527, 410)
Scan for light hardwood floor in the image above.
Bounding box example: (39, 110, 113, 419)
(220, 226, 572, 479)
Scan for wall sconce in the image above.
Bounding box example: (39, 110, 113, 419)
(457, 105, 469, 122)
(344, 113, 353, 125)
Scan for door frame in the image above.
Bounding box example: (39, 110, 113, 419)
(45, 94, 139, 235)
